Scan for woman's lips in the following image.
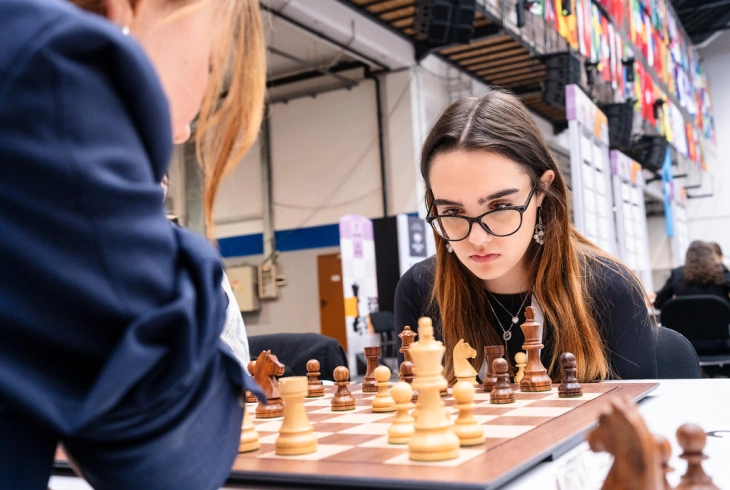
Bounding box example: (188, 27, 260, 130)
(470, 253, 498, 263)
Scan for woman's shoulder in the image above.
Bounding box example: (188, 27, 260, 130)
(583, 252, 643, 298)
(400, 255, 437, 285)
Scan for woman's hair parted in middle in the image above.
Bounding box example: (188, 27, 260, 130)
(420, 88, 618, 383)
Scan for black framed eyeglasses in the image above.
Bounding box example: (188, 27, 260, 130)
(426, 185, 537, 241)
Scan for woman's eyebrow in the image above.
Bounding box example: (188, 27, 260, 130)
(478, 188, 519, 205)
(433, 198, 462, 207)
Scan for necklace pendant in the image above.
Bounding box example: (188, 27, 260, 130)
(511, 316, 519, 324)
(503, 331, 512, 341)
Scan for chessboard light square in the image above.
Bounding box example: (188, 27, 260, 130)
(303, 397, 336, 407)
(540, 392, 602, 401)
(472, 393, 492, 401)
(253, 420, 283, 432)
(322, 413, 394, 424)
(258, 431, 333, 444)
(338, 423, 391, 435)
(504, 406, 573, 417)
(474, 399, 535, 408)
(257, 444, 353, 461)
(482, 424, 535, 438)
(308, 405, 371, 414)
(359, 435, 404, 448)
(450, 414, 498, 424)
(384, 448, 484, 467)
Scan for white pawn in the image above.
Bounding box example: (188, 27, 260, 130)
(239, 402, 260, 453)
(451, 381, 485, 446)
(372, 365, 396, 412)
(388, 381, 415, 444)
(514, 352, 527, 384)
(275, 377, 317, 455)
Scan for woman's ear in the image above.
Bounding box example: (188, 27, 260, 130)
(536, 170, 555, 206)
(103, 0, 137, 27)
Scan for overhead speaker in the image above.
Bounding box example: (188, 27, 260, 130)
(415, 0, 476, 45)
(599, 101, 635, 150)
(629, 135, 668, 173)
(541, 52, 581, 108)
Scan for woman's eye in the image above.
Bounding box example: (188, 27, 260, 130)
(491, 202, 511, 210)
(441, 208, 461, 216)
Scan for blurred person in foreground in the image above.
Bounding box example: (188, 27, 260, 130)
(0, 0, 265, 489)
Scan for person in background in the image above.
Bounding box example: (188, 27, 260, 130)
(708, 242, 729, 271)
(653, 240, 730, 309)
(0, 0, 265, 489)
(394, 89, 656, 384)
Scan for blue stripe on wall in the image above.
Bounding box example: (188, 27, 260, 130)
(218, 223, 341, 258)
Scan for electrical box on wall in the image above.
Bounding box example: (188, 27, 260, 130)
(226, 265, 260, 312)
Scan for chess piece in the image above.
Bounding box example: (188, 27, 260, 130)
(398, 325, 417, 364)
(372, 365, 396, 412)
(306, 359, 325, 398)
(253, 350, 285, 418)
(451, 381, 485, 446)
(331, 366, 356, 411)
(362, 346, 381, 393)
(675, 423, 719, 490)
(453, 339, 479, 386)
(482, 345, 504, 392)
(399, 360, 418, 403)
(239, 405, 260, 453)
(587, 396, 663, 490)
(490, 358, 515, 404)
(275, 376, 317, 455)
(408, 317, 460, 461)
(558, 352, 583, 398)
(245, 361, 258, 403)
(655, 434, 673, 490)
(514, 352, 527, 384)
(519, 306, 552, 392)
(388, 381, 415, 444)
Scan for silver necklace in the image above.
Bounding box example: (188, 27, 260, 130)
(485, 291, 531, 341)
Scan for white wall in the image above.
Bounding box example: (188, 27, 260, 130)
(686, 32, 730, 260)
(223, 247, 339, 337)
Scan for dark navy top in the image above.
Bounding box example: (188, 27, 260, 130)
(394, 255, 658, 380)
(0, 1, 259, 488)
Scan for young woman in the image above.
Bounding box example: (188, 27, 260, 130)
(0, 0, 264, 489)
(395, 89, 657, 384)
(654, 240, 730, 309)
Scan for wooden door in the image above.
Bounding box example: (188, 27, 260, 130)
(317, 253, 347, 351)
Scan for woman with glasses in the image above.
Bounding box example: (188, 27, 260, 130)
(395, 89, 657, 383)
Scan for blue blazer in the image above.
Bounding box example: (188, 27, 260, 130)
(0, 1, 260, 489)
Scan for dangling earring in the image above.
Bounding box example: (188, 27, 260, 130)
(446, 243, 453, 253)
(533, 208, 545, 245)
(121, 25, 130, 36)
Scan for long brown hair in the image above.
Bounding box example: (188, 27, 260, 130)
(70, 0, 266, 240)
(684, 240, 724, 285)
(421, 89, 642, 382)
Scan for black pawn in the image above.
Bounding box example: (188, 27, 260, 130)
(490, 358, 515, 404)
(399, 360, 418, 403)
(558, 352, 582, 398)
(676, 423, 719, 490)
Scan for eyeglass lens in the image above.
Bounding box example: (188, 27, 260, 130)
(431, 209, 523, 240)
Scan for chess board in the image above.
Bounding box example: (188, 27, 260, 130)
(230, 381, 658, 489)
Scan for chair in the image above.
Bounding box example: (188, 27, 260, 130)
(659, 295, 730, 368)
(369, 311, 397, 362)
(248, 332, 347, 381)
(655, 327, 702, 379)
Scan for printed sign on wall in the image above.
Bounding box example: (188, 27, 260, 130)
(339, 215, 380, 374)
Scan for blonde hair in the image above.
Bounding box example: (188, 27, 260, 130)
(70, 0, 266, 240)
